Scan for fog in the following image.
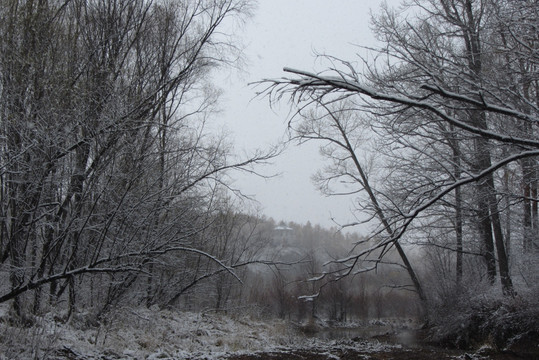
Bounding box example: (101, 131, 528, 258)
(216, 0, 400, 232)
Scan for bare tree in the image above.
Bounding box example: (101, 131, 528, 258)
(258, 0, 538, 298)
(0, 0, 276, 320)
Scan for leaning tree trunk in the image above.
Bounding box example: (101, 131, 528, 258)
(332, 113, 427, 303)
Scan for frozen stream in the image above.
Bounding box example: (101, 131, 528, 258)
(224, 323, 525, 360)
(305, 324, 398, 340)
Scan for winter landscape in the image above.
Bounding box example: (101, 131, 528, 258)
(0, 0, 538, 359)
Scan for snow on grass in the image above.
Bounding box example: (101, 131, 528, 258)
(83, 307, 297, 358)
(0, 306, 306, 359)
(0, 304, 401, 359)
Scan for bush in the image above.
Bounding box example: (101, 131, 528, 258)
(427, 285, 539, 356)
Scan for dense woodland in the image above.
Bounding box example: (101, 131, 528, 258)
(0, 0, 273, 319)
(0, 0, 538, 356)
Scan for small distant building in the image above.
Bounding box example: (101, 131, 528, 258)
(272, 225, 295, 246)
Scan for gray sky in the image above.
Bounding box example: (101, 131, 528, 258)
(217, 0, 398, 232)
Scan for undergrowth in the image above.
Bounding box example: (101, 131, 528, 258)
(426, 284, 539, 356)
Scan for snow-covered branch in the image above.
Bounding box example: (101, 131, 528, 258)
(272, 67, 539, 149)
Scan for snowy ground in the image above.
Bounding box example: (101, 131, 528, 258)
(0, 305, 520, 359)
(0, 305, 400, 359)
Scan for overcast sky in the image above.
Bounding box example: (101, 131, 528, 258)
(217, 0, 399, 233)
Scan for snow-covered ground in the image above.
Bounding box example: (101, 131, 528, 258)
(0, 305, 397, 359)
(3, 305, 525, 359)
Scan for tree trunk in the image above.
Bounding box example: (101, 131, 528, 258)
(450, 123, 464, 287)
(477, 186, 497, 283)
(455, 178, 463, 287)
(522, 157, 534, 252)
(333, 114, 427, 303)
(461, 0, 513, 294)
